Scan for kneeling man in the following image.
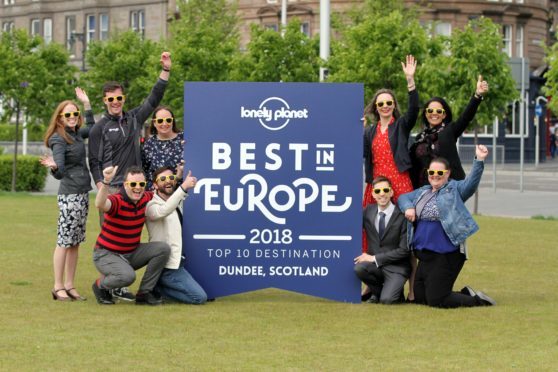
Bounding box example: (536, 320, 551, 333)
(146, 166, 207, 304)
(354, 176, 410, 304)
(92, 165, 170, 305)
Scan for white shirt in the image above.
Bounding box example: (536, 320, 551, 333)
(375, 202, 395, 234)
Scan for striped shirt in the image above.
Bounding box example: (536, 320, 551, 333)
(95, 191, 153, 253)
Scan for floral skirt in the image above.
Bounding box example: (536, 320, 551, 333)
(57, 193, 89, 248)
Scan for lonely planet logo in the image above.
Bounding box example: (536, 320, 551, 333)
(240, 97, 309, 131)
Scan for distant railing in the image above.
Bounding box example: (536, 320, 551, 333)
(458, 144, 505, 166)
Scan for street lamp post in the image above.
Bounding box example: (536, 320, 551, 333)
(319, 0, 330, 82)
(534, 95, 548, 167)
(11, 81, 28, 192)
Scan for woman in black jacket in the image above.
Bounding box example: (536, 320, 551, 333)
(410, 75, 489, 188)
(41, 88, 94, 301)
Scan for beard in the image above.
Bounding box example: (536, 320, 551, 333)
(157, 183, 175, 197)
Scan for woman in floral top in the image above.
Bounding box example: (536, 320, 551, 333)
(142, 106, 184, 190)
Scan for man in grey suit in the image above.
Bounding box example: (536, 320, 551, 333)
(354, 176, 411, 304)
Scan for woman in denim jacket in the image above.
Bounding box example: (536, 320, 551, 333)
(398, 145, 495, 308)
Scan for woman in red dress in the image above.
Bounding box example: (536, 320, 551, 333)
(361, 55, 419, 301)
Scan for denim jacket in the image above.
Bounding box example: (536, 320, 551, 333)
(398, 159, 484, 255)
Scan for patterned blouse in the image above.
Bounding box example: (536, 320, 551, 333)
(142, 132, 184, 190)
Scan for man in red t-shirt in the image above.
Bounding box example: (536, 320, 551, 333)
(92, 165, 170, 305)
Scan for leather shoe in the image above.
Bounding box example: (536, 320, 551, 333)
(366, 294, 379, 304)
(460, 286, 477, 297)
(66, 287, 87, 301)
(92, 281, 114, 305)
(475, 291, 496, 306)
(135, 291, 163, 306)
(361, 291, 373, 302)
(51, 288, 71, 301)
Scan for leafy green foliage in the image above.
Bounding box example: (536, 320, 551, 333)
(421, 17, 518, 127)
(80, 31, 163, 114)
(0, 155, 47, 191)
(230, 20, 320, 82)
(166, 0, 241, 121)
(327, 0, 434, 105)
(543, 40, 558, 114)
(0, 123, 45, 141)
(0, 30, 77, 125)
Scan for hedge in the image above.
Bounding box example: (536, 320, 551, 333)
(0, 155, 48, 191)
(0, 124, 46, 142)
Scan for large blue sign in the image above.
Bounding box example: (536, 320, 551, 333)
(183, 82, 362, 303)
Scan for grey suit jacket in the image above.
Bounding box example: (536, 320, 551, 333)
(363, 204, 411, 276)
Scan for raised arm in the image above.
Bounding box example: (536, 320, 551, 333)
(75, 87, 95, 138)
(457, 145, 488, 201)
(401, 55, 419, 133)
(132, 52, 171, 124)
(453, 75, 489, 137)
(95, 166, 118, 212)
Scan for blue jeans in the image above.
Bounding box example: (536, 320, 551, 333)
(155, 267, 207, 304)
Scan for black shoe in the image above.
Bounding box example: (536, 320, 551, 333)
(92, 281, 115, 305)
(361, 291, 373, 302)
(135, 291, 163, 306)
(460, 286, 477, 297)
(112, 287, 135, 301)
(366, 294, 379, 304)
(475, 291, 496, 306)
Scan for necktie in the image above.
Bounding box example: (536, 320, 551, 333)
(378, 211, 386, 239)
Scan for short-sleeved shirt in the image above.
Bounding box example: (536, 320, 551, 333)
(94, 191, 153, 253)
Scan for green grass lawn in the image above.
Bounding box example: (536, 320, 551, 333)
(1, 192, 557, 371)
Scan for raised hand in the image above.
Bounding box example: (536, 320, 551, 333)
(401, 55, 417, 79)
(475, 75, 489, 96)
(160, 51, 171, 71)
(181, 170, 197, 191)
(475, 144, 489, 161)
(102, 165, 118, 184)
(75, 87, 91, 110)
(39, 155, 57, 170)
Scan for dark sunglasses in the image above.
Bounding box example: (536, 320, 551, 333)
(373, 187, 392, 194)
(60, 111, 80, 118)
(427, 169, 448, 176)
(125, 181, 146, 188)
(376, 100, 394, 108)
(104, 95, 125, 103)
(426, 108, 446, 115)
(153, 117, 174, 124)
(156, 174, 177, 182)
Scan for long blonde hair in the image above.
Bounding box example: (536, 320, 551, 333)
(43, 100, 83, 147)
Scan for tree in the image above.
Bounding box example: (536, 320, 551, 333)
(80, 30, 163, 114)
(543, 41, 558, 114)
(421, 17, 518, 127)
(327, 0, 436, 105)
(229, 19, 321, 82)
(166, 0, 240, 121)
(0, 29, 77, 125)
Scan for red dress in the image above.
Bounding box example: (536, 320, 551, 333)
(362, 119, 413, 252)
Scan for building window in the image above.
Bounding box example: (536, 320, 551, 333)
(266, 0, 278, 3)
(301, 21, 310, 36)
(265, 24, 278, 32)
(43, 18, 52, 44)
(435, 22, 452, 37)
(30, 19, 40, 36)
(130, 10, 145, 37)
(502, 25, 512, 57)
(3, 0, 16, 5)
(515, 24, 524, 58)
(3, 21, 15, 32)
(66, 16, 76, 56)
(100, 14, 109, 41)
(86, 14, 96, 45)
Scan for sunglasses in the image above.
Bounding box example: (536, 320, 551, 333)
(373, 187, 392, 194)
(153, 117, 174, 124)
(376, 100, 394, 108)
(60, 111, 80, 118)
(156, 174, 177, 182)
(104, 95, 125, 103)
(124, 181, 146, 188)
(426, 108, 446, 115)
(427, 169, 448, 176)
